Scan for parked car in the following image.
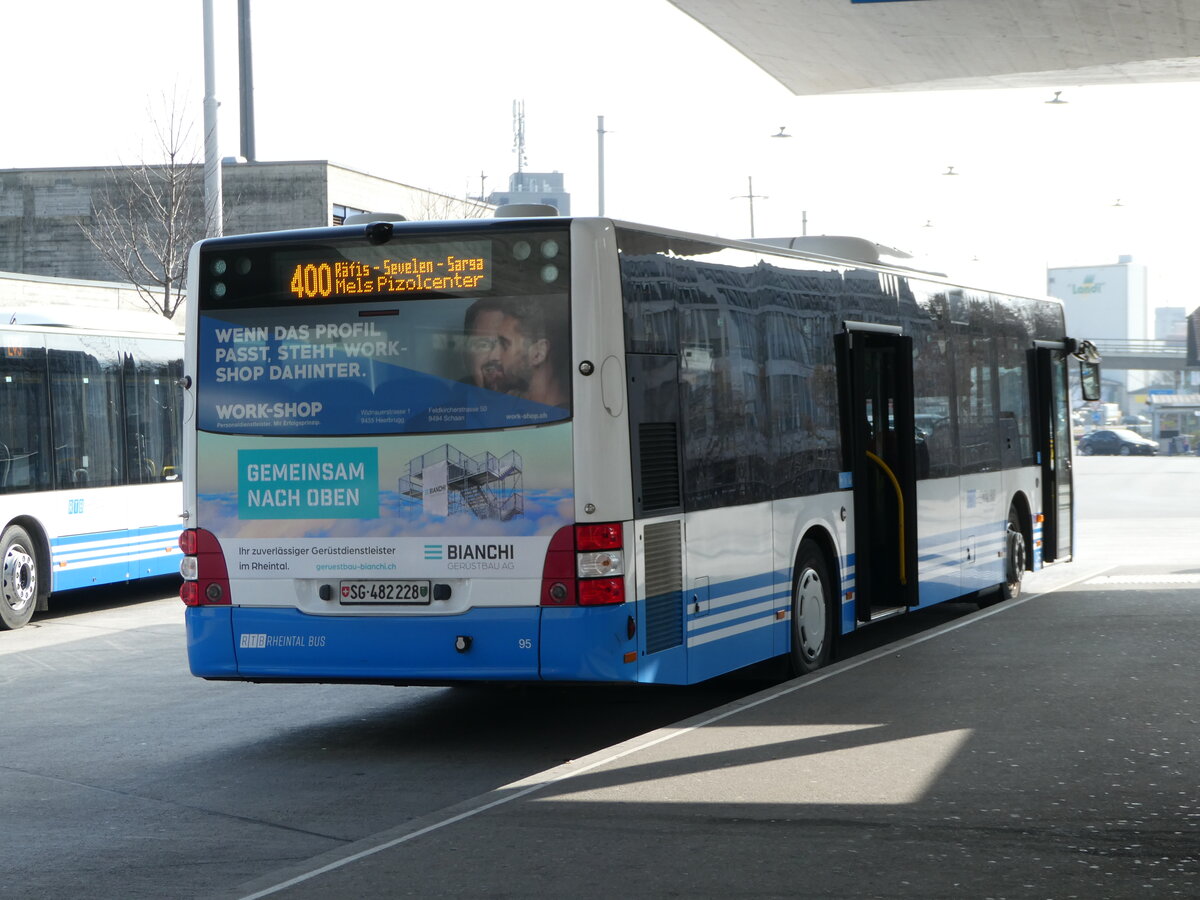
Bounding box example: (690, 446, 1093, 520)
(1120, 413, 1153, 436)
(1077, 428, 1159, 456)
(914, 413, 948, 440)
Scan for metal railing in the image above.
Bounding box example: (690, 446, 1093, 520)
(1092, 339, 1186, 358)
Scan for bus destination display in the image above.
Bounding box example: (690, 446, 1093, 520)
(282, 240, 492, 299)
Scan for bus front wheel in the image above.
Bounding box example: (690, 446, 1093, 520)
(790, 540, 834, 676)
(0, 525, 38, 630)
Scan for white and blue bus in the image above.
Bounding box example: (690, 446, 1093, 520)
(179, 213, 1098, 684)
(0, 309, 184, 629)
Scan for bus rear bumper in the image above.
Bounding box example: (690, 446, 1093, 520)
(184, 604, 642, 683)
(185, 606, 239, 677)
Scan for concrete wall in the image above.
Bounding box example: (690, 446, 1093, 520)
(222, 161, 331, 235)
(0, 161, 491, 283)
(0, 167, 113, 281)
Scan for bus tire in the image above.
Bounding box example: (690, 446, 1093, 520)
(1002, 507, 1026, 601)
(789, 540, 834, 676)
(0, 525, 39, 630)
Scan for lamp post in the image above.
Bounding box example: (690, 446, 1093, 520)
(202, 0, 222, 237)
(769, 126, 806, 235)
(597, 115, 609, 216)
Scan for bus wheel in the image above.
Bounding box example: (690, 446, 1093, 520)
(0, 525, 39, 630)
(790, 540, 833, 676)
(1002, 508, 1026, 601)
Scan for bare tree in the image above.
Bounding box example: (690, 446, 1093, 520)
(79, 94, 211, 320)
(410, 190, 493, 221)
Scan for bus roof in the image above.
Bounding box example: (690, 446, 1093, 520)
(0, 306, 183, 336)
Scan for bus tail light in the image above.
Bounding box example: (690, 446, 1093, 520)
(178, 528, 232, 607)
(577, 550, 623, 578)
(575, 523, 622, 551)
(579, 577, 625, 606)
(540, 522, 626, 606)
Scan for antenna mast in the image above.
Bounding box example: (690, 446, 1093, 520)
(512, 100, 527, 174)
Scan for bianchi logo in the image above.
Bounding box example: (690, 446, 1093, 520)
(426, 542, 518, 571)
(447, 543, 515, 560)
(424, 543, 515, 560)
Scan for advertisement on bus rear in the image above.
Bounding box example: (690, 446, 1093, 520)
(195, 424, 574, 580)
(194, 231, 576, 579)
(197, 293, 571, 436)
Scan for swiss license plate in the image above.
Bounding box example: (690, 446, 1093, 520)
(339, 580, 431, 604)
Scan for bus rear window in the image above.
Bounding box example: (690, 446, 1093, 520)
(195, 229, 570, 436)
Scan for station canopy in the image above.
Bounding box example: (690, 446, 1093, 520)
(668, 1, 1200, 94)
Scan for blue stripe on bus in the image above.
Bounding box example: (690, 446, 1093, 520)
(51, 534, 178, 553)
(48, 526, 182, 591)
(51, 543, 180, 567)
(50, 524, 180, 546)
(687, 591, 785, 641)
(53, 549, 181, 591)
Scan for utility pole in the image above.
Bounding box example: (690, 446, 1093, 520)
(733, 176, 767, 238)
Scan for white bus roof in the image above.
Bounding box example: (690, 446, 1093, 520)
(0, 307, 183, 336)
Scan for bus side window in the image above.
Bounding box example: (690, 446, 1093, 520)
(0, 346, 52, 494)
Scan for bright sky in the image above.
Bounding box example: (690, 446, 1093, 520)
(4, 0, 1199, 310)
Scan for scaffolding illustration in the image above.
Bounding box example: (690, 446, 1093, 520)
(398, 444, 524, 520)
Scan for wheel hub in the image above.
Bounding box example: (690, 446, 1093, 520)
(796, 568, 826, 660)
(1007, 527, 1026, 586)
(3, 544, 36, 611)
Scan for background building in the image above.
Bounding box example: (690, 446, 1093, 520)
(486, 171, 570, 215)
(1046, 256, 1148, 343)
(1155, 306, 1187, 341)
(0, 160, 489, 284)
(1047, 258, 1199, 435)
(1047, 256, 1152, 405)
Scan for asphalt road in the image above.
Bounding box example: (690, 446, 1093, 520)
(1, 456, 1196, 899)
(0, 592, 768, 899)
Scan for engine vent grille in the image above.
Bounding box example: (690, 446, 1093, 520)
(643, 520, 683, 654)
(638, 423, 681, 511)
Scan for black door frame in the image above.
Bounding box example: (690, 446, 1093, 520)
(1033, 344, 1074, 563)
(836, 324, 919, 620)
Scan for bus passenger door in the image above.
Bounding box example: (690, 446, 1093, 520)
(1034, 347, 1073, 562)
(837, 327, 919, 620)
